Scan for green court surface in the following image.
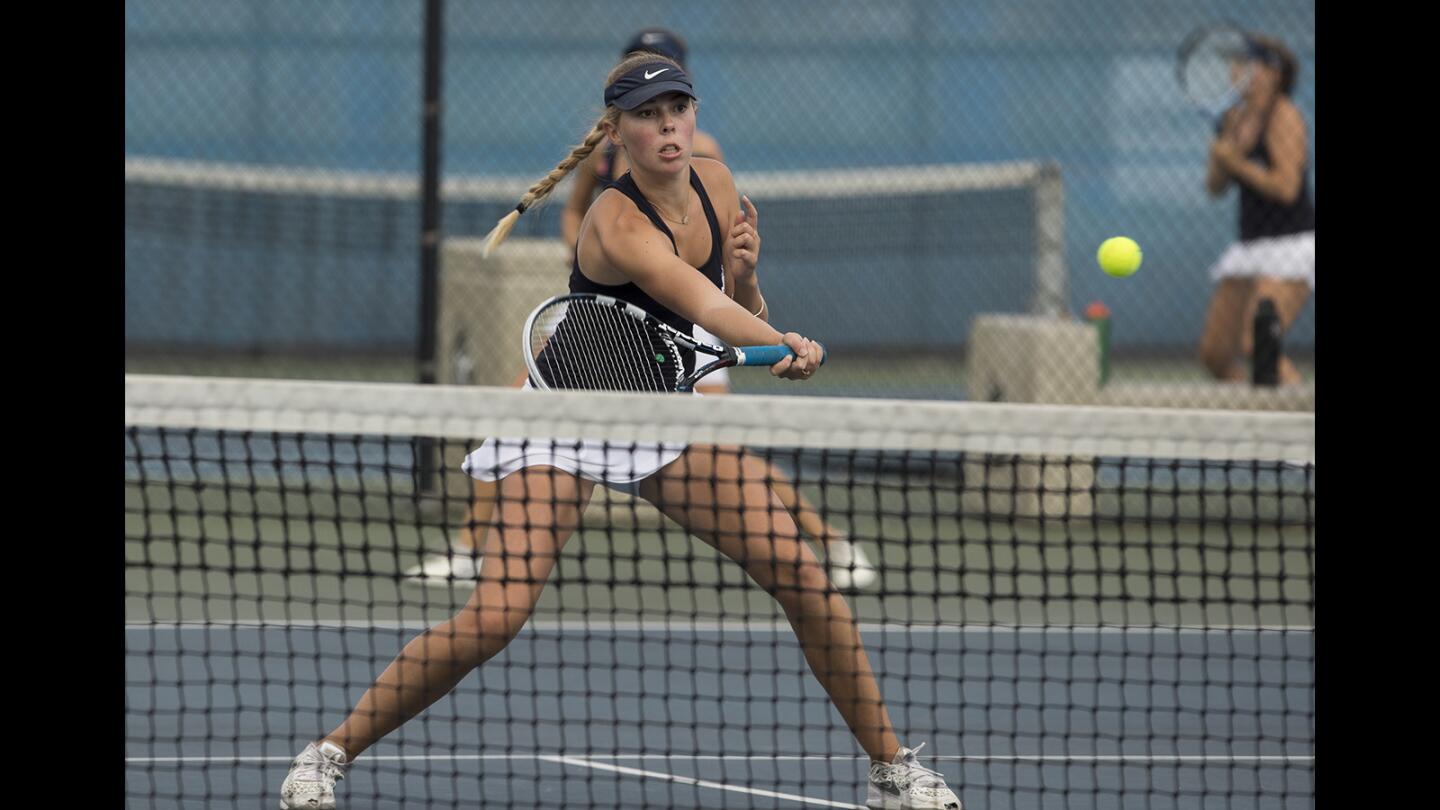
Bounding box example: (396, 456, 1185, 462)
(125, 463, 1313, 630)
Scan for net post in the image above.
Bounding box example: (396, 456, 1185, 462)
(1032, 161, 1067, 318)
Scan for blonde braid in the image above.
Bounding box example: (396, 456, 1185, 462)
(481, 114, 615, 257)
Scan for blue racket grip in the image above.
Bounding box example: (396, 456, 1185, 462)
(735, 344, 828, 367)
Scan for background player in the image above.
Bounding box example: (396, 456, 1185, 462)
(1196, 33, 1314, 385)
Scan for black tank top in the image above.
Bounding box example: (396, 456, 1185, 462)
(1238, 106, 1315, 241)
(570, 167, 726, 343)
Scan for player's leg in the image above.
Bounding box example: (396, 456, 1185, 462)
(637, 444, 898, 761)
(408, 368, 533, 584)
(463, 478, 501, 547)
(1197, 278, 1254, 381)
(693, 354, 875, 590)
(324, 467, 592, 757)
(763, 463, 877, 590)
(1248, 277, 1310, 385)
(637, 446, 962, 808)
(281, 467, 593, 809)
(405, 477, 498, 583)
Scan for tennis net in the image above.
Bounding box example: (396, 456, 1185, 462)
(125, 375, 1314, 810)
(125, 158, 1063, 375)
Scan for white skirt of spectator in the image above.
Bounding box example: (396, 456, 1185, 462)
(1209, 231, 1315, 290)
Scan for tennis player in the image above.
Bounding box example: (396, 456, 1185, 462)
(407, 27, 876, 592)
(1197, 33, 1313, 385)
(282, 51, 960, 810)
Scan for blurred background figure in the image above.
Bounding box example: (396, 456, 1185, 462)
(1196, 33, 1314, 385)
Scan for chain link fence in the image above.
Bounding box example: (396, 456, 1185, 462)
(126, 0, 1314, 409)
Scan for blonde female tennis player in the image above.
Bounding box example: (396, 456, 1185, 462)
(280, 51, 960, 810)
(407, 27, 876, 592)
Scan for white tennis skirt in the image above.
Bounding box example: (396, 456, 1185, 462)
(461, 383, 689, 490)
(1209, 231, 1315, 290)
(462, 436, 688, 489)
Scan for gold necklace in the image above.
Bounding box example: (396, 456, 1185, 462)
(648, 193, 691, 226)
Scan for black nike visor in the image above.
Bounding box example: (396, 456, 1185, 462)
(604, 62, 697, 111)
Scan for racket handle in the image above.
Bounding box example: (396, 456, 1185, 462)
(735, 344, 828, 367)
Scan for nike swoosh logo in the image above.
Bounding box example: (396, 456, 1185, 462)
(644, 69, 669, 80)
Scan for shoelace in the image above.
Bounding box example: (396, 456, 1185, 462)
(886, 742, 945, 790)
(293, 748, 347, 784)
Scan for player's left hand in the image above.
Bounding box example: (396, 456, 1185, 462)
(727, 195, 761, 283)
(1210, 138, 1242, 172)
(771, 333, 823, 381)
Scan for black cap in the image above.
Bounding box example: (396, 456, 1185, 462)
(604, 61, 696, 110)
(1245, 38, 1284, 67)
(1218, 36, 1281, 68)
(622, 28, 687, 66)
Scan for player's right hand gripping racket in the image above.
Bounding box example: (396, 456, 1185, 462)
(523, 292, 825, 393)
(1176, 21, 1253, 123)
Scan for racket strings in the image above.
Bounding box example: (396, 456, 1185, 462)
(1180, 27, 1251, 113)
(529, 300, 681, 392)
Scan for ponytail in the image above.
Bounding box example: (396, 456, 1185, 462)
(484, 50, 683, 257)
(481, 113, 616, 257)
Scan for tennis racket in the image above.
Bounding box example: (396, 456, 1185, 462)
(523, 292, 824, 393)
(1176, 21, 1253, 122)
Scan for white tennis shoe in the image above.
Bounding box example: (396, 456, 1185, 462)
(825, 535, 878, 590)
(279, 741, 348, 809)
(404, 545, 482, 586)
(867, 743, 962, 809)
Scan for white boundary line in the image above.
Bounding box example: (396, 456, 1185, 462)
(126, 752, 1315, 765)
(124, 620, 1317, 633)
(124, 751, 1314, 809)
(542, 754, 864, 809)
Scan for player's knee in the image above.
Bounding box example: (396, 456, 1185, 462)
(763, 558, 835, 611)
(451, 607, 530, 661)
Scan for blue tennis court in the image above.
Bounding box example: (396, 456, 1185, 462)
(126, 621, 1313, 809)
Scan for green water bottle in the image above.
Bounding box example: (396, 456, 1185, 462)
(1085, 301, 1112, 386)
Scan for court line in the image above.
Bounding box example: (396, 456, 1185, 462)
(125, 753, 1314, 765)
(124, 620, 1315, 633)
(541, 754, 865, 809)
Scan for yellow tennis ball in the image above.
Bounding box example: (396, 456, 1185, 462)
(1097, 237, 1143, 277)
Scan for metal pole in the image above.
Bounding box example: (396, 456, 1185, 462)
(417, 0, 444, 491)
(1033, 162, 1067, 318)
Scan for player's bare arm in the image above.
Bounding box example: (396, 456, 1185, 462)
(589, 199, 819, 378)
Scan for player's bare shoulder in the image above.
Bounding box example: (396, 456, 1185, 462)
(587, 186, 655, 238)
(1270, 97, 1308, 138)
(692, 157, 735, 193)
(692, 158, 739, 221)
(576, 187, 659, 282)
(693, 131, 725, 162)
